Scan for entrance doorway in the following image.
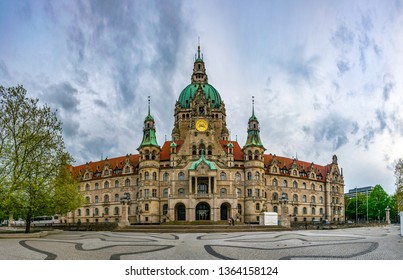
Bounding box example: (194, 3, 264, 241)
(196, 202, 210, 220)
(176, 203, 186, 221)
(220, 203, 230, 220)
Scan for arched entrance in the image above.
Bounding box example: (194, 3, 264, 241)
(176, 203, 186, 221)
(220, 203, 230, 220)
(196, 202, 210, 220)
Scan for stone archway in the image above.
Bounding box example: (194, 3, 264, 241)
(196, 202, 210, 220)
(175, 203, 186, 221)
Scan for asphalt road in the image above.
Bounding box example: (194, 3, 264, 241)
(0, 225, 402, 260)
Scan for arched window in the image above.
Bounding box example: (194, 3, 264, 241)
(163, 172, 169, 181)
(273, 179, 278, 187)
(94, 208, 99, 216)
(303, 182, 307, 189)
(115, 194, 119, 202)
(86, 184, 90, 191)
(237, 204, 242, 214)
(152, 172, 157, 181)
(320, 208, 324, 215)
(104, 195, 109, 202)
(319, 196, 323, 203)
(311, 183, 315, 190)
(178, 188, 185, 196)
(85, 196, 90, 204)
(273, 206, 278, 213)
(283, 180, 288, 188)
(319, 185, 323, 191)
(248, 150, 252, 160)
(125, 166, 130, 173)
(293, 181, 298, 188)
(254, 150, 259, 160)
(114, 207, 119, 215)
(123, 179, 128, 187)
(272, 192, 278, 201)
(77, 209, 81, 216)
(192, 145, 197, 155)
(95, 183, 99, 190)
(95, 196, 99, 203)
(293, 194, 298, 202)
(235, 172, 241, 181)
(145, 172, 150, 180)
(247, 172, 252, 180)
(85, 208, 90, 216)
(104, 181, 109, 189)
(293, 207, 298, 215)
(332, 186, 335, 192)
(255, 171, 260, 181)
(302, 195, 307, 202)
(220, 172, 227, 180)
(303, 207, 307, 215)
(207, 145, 212, 155)
(237, 188, 242, 197)
(104, 207, 109, 215)
(163, 204, 168, 215)
(163, 188, 169, 198)
(220, 188, 227, 196)
(311, 196, 316, 203)
(312, 207, 316, 215)
(178, 172, 185, 181)
(115, 180, 120, 188)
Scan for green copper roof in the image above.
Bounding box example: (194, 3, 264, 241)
(178, 83, 221, 109)
(145, 113, 154, 121)
(139, 128, 159, 147)
(189, 153, 217, 171)
(244, 130, 264, 147)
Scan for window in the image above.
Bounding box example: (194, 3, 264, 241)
(303, 183, 306, 189)
(114, 194, 119, 202)
(152, 172, 157, 181)
(302, 195, 307, 202)
(293, 194, 298, 202)
(312, 207, 316, 215)
(125, 179, 130, 187)
(273, 179, 278, 187)
(144, 189, 150, 197)
(293, 207, 298, 215)
(152, 189, 157, 197)
(256, 203, 260, 211)
(86, 209, 90, 216)
(319, 185, 323, 191)
(311, 183, 315, 190)
(272, 166, 278, 173)
(115, 180, 120, 188)
(86, 184, 90, 191)
(272, 192, 278, 201)
(237, 188, 242, 197)
(163, 188, 169, 198)
(319, 196, 323, 203)
(220, 172, 227, 180)
(220, 188, 227, 196)
(125, 166, 130, 173)
(163, 172, 169, 181)
(85, 196, 90, 204)
(163, 204, 168, 215)
(303, 207, 307, 215)
(235, 172, 241, 181)
(95, 183, 99, 190)
(293, 181, 298, 189)
(247, 189, 252, 197)
(77, 209, 81, 216)
(104, 195, 109, 202)
(104, 181, 109, 189)
(247, 172, 252, 181)
(255, 172, 260, 181)
(178, 188, 185, 196)
(145, 203, 149, 211)
(95, 196, 99, 203)
(273, 206, 278, 213)
(237, 204, 242, 214)
(178, 172, 185, 181)
(145, 172, 150, 180)
(114, 207, 119, 215)
(95, 208, 99, 216)
(320, 208, 324, 215)
(311, 196, 316, 203)
(283, 180, 288, 188)
(104, 207, 109, 215)
(255, 189, 260, 197)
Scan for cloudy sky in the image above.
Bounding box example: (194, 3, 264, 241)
(1, 0, 402, 195)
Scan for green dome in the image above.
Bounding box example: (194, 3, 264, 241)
(178, 83, 222, 109)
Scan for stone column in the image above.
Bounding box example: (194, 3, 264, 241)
(118, 204, 130, 228)
(386, 206, 391, 224)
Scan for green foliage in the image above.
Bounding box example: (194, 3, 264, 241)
(344, 193, 368, 221)
(0, 85, 81, 232)
(394, 159, 403, 212)
(368, 185, 390, 221)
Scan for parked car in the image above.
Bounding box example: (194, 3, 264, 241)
(11, 219, 26, 226)
(0, 220, 8, 226)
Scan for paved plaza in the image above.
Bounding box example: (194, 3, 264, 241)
(0, 225, 402, 260)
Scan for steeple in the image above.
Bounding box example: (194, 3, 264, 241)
(244, 96, 264, 148)
(139, 96, 159, 148)
(192, 40, 208, 84)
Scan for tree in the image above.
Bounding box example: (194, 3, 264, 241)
(368, 185, 389, 221)
(394, 159, 403, 212)
(344, 193, 368, 221)
(0, 85, 81, 232)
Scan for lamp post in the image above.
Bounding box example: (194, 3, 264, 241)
(119, 192, 131, 227)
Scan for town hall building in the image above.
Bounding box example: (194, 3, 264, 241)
(66, 45, 345, 225)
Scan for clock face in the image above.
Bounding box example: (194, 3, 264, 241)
(196, 119, 208, 132)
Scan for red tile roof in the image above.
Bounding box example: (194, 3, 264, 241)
(219, 140, 244, 161)
(160, 140, 184, 161)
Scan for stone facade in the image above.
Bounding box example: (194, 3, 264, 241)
(65, 45, 345, 225)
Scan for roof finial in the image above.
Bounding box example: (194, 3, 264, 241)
(252, 96, 255, 117)
(197, 36, 201, 60)
(148, 95, 151, 116)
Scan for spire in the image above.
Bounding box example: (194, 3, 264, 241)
(139, 96, 159, 148)
(252, 95, 255, 117)
(244, 96, 264, 148)
(197, 36, 201, 60)
(148, 95, 150, 116)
